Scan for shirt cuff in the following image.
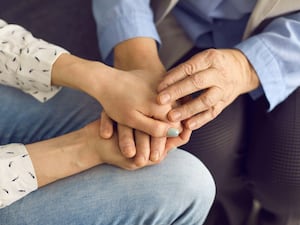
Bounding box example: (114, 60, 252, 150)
(0, 20, 69, 102)
(19, 47, 67, 103)
(235, 36, 285, 111)
(97, 13, 161, 65)
(0, 144, 37, 208)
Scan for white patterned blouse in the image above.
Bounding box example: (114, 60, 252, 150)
(0, 19, 68, 208)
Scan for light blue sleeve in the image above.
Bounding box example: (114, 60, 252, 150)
(92, 0, 161, 65)
(236, 11, 300, 111)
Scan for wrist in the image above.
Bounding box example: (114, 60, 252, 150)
(114, 37, 165, 75)
(26, 128, 103, 187)
(232, 49, 260, 93)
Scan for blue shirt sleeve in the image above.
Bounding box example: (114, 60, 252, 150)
(92, 0, 161, 65)
(236, 11, 300, 111)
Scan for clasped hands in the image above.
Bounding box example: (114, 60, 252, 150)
(98, 48, 260, 169)
(97, 69, 192, 168)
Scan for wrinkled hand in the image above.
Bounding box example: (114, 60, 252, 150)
(157, 49, 260, 130)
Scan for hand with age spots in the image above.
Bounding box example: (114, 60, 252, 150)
(157, 48, 260, 130)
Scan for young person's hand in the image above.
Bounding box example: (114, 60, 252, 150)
(51, 53, 177, 138)
(26, 119, 157, 188)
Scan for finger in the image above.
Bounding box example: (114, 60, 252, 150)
(130, 113, 179, 138)
(134, 130, 150, 167)
(167, 87, 223, 122)
(184, 100, 225, 130)
(99, 111, 114, 139)
(118, 124, 136, 158)
(119, 157, 156, 171)
(157, 51, 211, 92)
(150, 137, 166, 162)
(157, 68, 218, 105)
(165, 127, 192, 151)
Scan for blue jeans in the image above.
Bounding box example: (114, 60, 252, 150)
(0, 85, 215, 225)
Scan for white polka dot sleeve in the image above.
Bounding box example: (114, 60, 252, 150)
(0, 144, 37, 208)
(0, 19, 69, 102)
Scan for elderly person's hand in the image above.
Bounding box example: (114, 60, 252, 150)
(157, 49, 260, 130)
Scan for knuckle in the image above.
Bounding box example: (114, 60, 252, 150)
(181, 103, 194, 117)
(119, 138, 134, 150)
(119, 132, 131, 142)
(209, 105, 221, 119)
(205, 49, 225, 66)
(190, 73, 204, 89)
(173, 86, 185, 99)
(201, 94, 215, 108)
(152, 122, 167, 137)
(205, 48, 220, 60)
(181, 62, 197, 75)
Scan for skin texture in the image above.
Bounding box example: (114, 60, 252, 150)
(157, 48, 260, 130)
(99, 38, 192, 166)
(51, 53, 177, 138)
(26, 120, 157, 188)
(25, 48, 179, 188)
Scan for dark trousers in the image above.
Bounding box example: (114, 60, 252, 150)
(181, 78, 300, 225)
(172, 44, 300, 224)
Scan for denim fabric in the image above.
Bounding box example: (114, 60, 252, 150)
(0, 85, 101, 145)
(0, 85, 215, 225)
(0, 150, 215, 225)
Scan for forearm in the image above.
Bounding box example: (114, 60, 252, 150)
(26, 128, 102, 187)
(92, 0, 158, 65)
(51, 53, 117, 101)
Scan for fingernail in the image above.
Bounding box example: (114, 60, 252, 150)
(170, 111, 181, 121)
(159, 93, 170, 104)
(167, 128, 179, 137)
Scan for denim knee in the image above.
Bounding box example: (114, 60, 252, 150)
(156, 149, 216, 225)
(0, 149, 215, 225)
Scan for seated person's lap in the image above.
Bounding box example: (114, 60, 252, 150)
(0, 85, 101, 145)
